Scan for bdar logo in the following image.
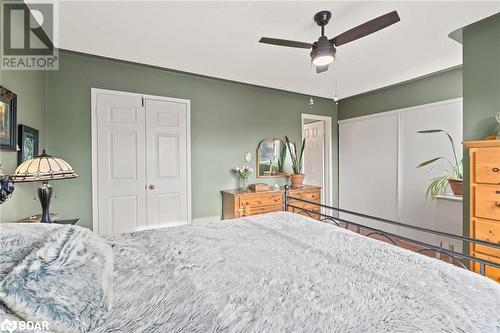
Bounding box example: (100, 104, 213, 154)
(0, 319, 17, 333)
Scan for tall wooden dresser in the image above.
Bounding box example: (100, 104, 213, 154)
(221, 185, 321, 219)
(464, 140, 500, 282)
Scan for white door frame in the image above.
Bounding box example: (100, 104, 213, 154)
(301, 113, 332, 206)
(91, 88, 191, 233)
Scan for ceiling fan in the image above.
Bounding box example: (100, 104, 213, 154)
(259, 10, 400, 73)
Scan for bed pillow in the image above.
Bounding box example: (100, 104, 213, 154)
(0, 224, 113, 333)
(0, 223, 60, 280)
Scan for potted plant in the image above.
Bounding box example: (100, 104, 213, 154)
(276, 142, 287, 176)
(233, 166, 254, 192)
(416, 129, 463, 198)
(285, 136, 305, 188)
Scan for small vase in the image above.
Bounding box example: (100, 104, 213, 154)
(240, 178, 249, 192)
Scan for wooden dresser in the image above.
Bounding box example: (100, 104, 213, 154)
(221, 185, 321, 219)
(464, 140, 500, 282)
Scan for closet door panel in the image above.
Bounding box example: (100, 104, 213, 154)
(145, 99, 188, 228)
(96, 93, 146, 235)
(339, 114, 399, 236)
(399, 100, 462, 247)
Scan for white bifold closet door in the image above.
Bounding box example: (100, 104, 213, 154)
(95, 91, 189, 235)
(145, 99, 188, 229)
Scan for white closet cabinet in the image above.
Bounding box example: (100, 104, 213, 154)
(339, 99, 462, 246)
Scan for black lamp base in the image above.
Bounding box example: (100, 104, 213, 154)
(38, 182, 54, 223)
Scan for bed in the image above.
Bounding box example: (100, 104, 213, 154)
(1, 212, 499, 333)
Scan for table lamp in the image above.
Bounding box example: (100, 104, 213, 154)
(12, 150, 78, 223)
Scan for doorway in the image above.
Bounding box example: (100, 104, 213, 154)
(301, 113, 332, 207)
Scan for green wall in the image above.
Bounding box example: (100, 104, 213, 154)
(46, 51, 337, 229)
(0, 6, 48, 223)
(0, 69, 47, 222)
(463, 14, 500, 141)
(338, 67, 462, 120)
(462, 13, 500, 237)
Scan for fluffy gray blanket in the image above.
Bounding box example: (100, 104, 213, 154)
(94, 212, 500, 333)
(0, 223, 113, 333)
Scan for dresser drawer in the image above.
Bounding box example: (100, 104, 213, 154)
(239, 193, 282, 209)
(241, 205, 282, 217)
(288, 189, 321, 202)
(474, 148, 500, 184)
(474, 185, 500, 220)
(472, 253, 500, 283)
(472, 218, 500, 258)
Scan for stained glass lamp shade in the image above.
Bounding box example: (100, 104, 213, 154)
(12, 150, 78, 223)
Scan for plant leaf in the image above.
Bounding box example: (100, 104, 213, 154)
(417, 129, 445, 134)
(426, 175, 450, 199)
(298, 138, 305, 173)
(418, 129, 460, 171)
(285, 136, 301, 174)
(417, 157, 445, 168)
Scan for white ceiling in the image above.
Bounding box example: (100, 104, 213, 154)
(51, 1, 499, 98)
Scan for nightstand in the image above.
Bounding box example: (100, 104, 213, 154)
(54, 219, 80, 225)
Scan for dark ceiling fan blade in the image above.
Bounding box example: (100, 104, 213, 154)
(315, 65, 329, 73)
(259, 37, 313, 49)
(331, 11, 400, 46)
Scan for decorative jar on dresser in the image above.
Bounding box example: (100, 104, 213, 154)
(221, 185, 321, 219)
(464, 140, 500, 282)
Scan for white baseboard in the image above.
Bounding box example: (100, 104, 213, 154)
(192, 215, 221, 224)
(136, 222, 188, 231)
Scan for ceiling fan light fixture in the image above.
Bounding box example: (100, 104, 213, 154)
(311, 46, 335, 66)
(311, 36, 336, 66)
(312, 53, 335, 66)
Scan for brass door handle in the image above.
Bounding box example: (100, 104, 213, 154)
(148, 184, 156, 190)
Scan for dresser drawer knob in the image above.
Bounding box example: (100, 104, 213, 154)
(493, 167, 500, 172)
(496, 202, 500, 207)
(496, 191, 500, 194)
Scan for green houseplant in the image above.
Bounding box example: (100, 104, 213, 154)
(416, 129, 463, 199)
(285, 136, 305, 188)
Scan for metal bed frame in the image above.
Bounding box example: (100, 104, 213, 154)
(284, 186, 500, 277)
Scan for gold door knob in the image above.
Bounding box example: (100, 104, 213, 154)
(148, 184, 156, 190)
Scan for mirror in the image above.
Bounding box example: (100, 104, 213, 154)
(257, 138, 286, 178)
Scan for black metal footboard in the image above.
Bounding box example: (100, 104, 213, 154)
(284, 186, 500, 277)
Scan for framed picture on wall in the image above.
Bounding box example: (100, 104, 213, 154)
(0, 86, 17, 151)
(18, 125, 39, 164)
